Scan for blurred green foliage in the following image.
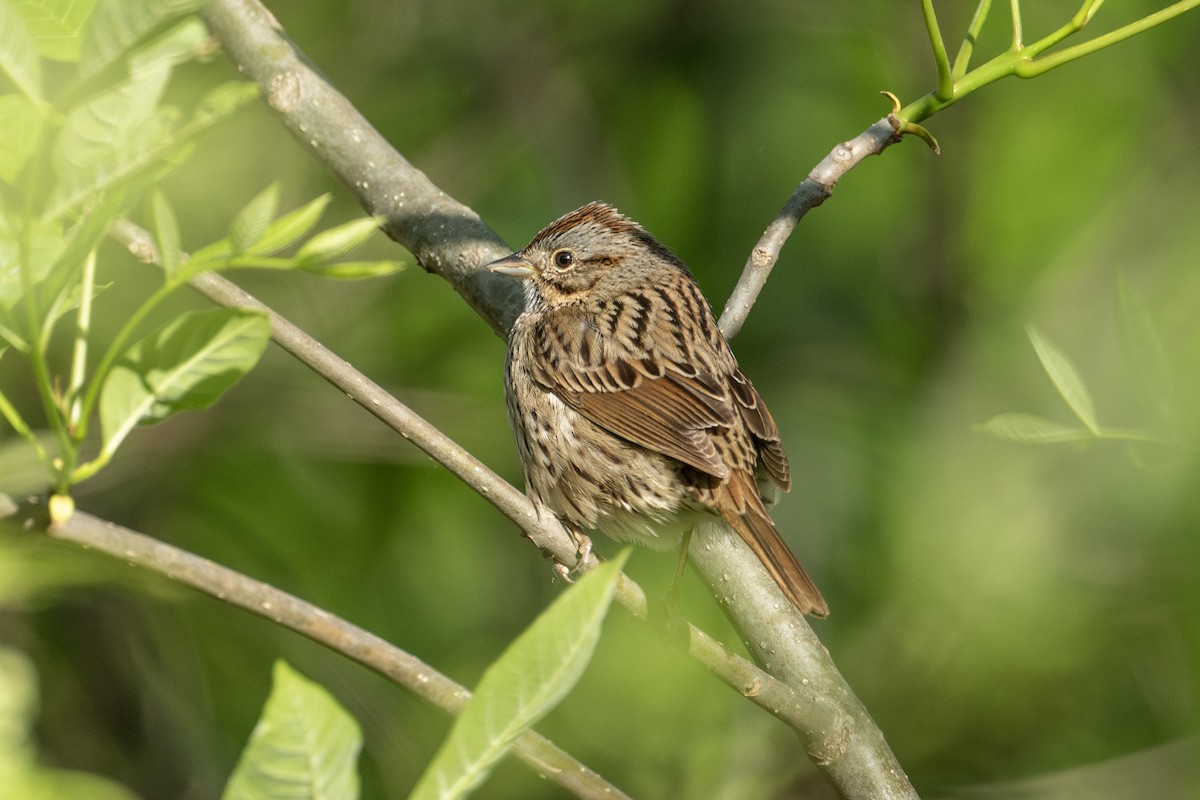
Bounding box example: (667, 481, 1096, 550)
(2, 1, 1199, 798)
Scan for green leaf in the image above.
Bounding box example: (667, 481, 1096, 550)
(244, 194, 331, 256)
(0, 0, 43, 103)
(221, 661, 361, 800)
(300, 260, 405, 280)
(46, 79, 256, 221)
(975, 413, 1095, 444)
(47, 60, 172, 216)
(192, 193, 333, 266)
(11, 0, 99, 62)
(79, 0, 206, 76)
(296, 216, 384, 265)
(1115, 273, 1173, 428)
(0, 92, 43, 184)
(1026, 324, 1099, 434)
(99, 307, 269, 454)
(410, 553, 628, 800)
(150, 188, 181, 277)
(230, 182, 280, 254)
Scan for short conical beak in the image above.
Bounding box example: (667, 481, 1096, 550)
(486, 253, 535, 278)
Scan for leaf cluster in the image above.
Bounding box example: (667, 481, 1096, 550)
(0, 0, 400, 497)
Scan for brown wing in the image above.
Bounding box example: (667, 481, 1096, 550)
(730, 367, 790, 492)
(531, 352, 735, 480)
(525, 275, 789, 490)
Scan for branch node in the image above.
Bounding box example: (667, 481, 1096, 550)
(882, 91, 942, 154)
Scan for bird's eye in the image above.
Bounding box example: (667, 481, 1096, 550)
(552, 249, 575, 269)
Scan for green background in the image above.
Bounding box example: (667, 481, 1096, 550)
(3, 1, 1199, 797)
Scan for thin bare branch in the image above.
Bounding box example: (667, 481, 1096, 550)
(0, 494, 627, 800)
(718, 116, 902, 340)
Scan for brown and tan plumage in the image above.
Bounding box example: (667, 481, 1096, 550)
(489, 202, 828, 617)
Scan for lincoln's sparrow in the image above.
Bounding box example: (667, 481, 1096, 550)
(488, 202, 828, 617)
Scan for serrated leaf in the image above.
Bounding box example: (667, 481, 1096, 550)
(48, 61, 172, 216)
(300, 260, 404, 280)
(975, 413, 1095, 444)
(243, 194, 331, 256)
(99, 308, 269, 453)
(79, 0, 206, 75)
(0, 0, 43, 102)
(46, 79, 255, 221)
(150, 188, 181, 277)
(0, 93, 43, 184)
(1026, 324, 1099, 434)
(230, 183, 280, 254)
(296, 216, 383, 265)
(1115, 273, 1173, 428)
(410, 553, 628, 800)
(11, 0, 99, 62)
(221, 661, 361, 800)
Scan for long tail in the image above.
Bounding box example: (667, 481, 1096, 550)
(717, 475, 829, 618)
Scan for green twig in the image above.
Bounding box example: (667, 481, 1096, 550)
(66, 249, 98, 435)
(899, 0, 1198, 125)
(921, 0, 954, 98)
(17, 225, 72, 489)
(73, 280, 176, 443)
(1020, 0, 1197, 77)
(1009, 0, 1024, 50)
(0, 392, 48, 464)
(952, 0, 994, 79)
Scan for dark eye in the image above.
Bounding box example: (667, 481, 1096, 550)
(552, 249, 575, 269)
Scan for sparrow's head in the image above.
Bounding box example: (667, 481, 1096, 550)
(487, 202, 687, 307)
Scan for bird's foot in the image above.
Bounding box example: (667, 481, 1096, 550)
(553, 527, 594, 583)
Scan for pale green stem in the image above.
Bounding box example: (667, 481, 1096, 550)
(0, 321, 27, 352)
(1010, 0, 1024, 50)
(0, 391, 48, 463)
(921, 0, 954, 98)
(899, 0, 1198, 124)
(67, 249, 97, 434)
(74, 280, 176, 442)
(952, 0, 994, 79)
(71, 441, 115, 484)
(17, 224, 71, 489)
(1020, 0, 1198, 77)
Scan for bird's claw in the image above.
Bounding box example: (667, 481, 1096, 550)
(554, 528, 594, 583)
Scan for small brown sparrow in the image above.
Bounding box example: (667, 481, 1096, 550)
(488, 202, 828, 617)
